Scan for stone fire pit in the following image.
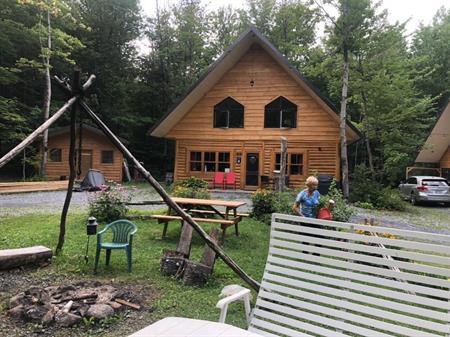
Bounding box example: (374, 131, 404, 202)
(7, 281, 142, 327)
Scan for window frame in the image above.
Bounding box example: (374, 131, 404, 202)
(188, 151, 231, 173)
(213, 97, 244, 129)
(274, 152, 305, 176)
(264, 96, 297, 129)
(101, 150, 114, 164)
(49, 148, 62, 162)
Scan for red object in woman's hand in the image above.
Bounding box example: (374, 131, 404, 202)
(317, 208, 332, 220)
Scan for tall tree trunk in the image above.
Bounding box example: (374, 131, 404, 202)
(40, 10, 52, 177)
(340, 45, 350, 200)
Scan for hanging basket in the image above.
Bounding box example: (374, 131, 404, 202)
(160, 250, 185, 277)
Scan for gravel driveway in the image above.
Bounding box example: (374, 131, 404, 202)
(0, 188, 253, 217)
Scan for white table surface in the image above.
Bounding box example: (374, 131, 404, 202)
(128, 317, 264, 337)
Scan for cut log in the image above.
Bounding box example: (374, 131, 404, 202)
(176, 221, 193, 258)
(160, 250, 185, 277)
(0, 246, 52, 270)
(200, 229, 219, 269)
(182, 261, 212, 286)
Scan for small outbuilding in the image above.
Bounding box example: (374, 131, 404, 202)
(415, 101, 450, 181)
(46, 124, 124, 182)
(149, 27, 360, 190)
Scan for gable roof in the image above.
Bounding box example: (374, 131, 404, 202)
(149, 27, 360, 142)
(416, 101, 450, 163)
(49, 124, 128, 144)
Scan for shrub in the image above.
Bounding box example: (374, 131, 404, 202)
(353, 201, 375, 209)
(251, 189, 276, 219)
(349, 164, 383, 204)
(172, 177, 210, 199)
(273, 189, 297, 214)
(375, 188, 407, 211)
(88, 184, 131, 223)
(319, 180, 356, 222)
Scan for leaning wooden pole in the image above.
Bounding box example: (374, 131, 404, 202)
(56, 70, 80, 254)
(78, 100, 260, 291)
(0, 96, 78, 169)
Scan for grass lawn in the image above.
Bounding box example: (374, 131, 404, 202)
(0, 210, 269, 336)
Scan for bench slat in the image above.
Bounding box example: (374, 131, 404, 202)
(249, 318, 316, 337)
(272, 221, 450, 255)
(260, 282, 449, 332)
(258, 290, 448, 336)
(267, 255, 449, 299)
(265, 263, 449, 310)
(270, 238, 450, 278)
(149, 215, 235, 224)
(272, 213, 450, 244)
(272, 230, 450, 266)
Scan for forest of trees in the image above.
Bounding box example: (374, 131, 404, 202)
(1, 0, 449, 186)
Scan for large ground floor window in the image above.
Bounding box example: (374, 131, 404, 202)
(190, 151, 230, 172)
(275, 153, 304, 175)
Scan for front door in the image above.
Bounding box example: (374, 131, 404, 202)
(245, 153, 259, 188)
(76, 149, 93, 178)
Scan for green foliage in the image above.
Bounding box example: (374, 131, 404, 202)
(319, 180, 356, 222)
(350, 164, 407, 211)
(251, 189, 276, 219)
(172, 177, 210, 199)
(88, 184, 131, 223)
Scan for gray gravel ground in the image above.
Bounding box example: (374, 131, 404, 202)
(0, 188, 253, 217)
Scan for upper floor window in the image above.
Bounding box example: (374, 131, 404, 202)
(264, 96, 297, 128)
(49, 148, 62, 162)
(101, 150, 114, 164)
(214, 97, 244, 128)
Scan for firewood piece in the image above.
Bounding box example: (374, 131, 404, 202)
(52, 293, 97, 304)
(182, 261, 212, 286)
(0, 246, 52, 270)
(160, 250, 185, 277)
(176, 221, 193, 258)
(62, 300, 73, 314)
(200, 229, 219, 269)
(115, 298, 141, 310)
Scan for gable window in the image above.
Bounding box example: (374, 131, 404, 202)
(214, 97, 244, 128)
(275, 153, 304, 175)
(49, 148, 62, 162)
(264, 96, 297, 128)
(189, 151, 230, 172)
(101, 150, 114, 164)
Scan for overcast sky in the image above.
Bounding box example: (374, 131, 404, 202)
(140, 0, 449, 36)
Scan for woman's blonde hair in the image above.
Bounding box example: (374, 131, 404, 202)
(305, 176, 319, 187)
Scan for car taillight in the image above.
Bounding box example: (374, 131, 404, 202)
(417, 185, 428, 191)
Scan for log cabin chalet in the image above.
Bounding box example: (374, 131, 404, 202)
(150, 28, 360, 190)
(47, 124, 123, 182)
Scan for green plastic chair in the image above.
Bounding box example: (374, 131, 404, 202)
(94, 219, 137, 273)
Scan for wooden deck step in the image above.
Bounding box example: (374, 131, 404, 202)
(0, 246, 53, 270)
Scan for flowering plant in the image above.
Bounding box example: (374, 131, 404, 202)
(88, 183, 131, 223)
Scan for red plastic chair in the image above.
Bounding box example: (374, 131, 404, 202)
(224, 172, 236, 190)
(213, 172, 225, 189)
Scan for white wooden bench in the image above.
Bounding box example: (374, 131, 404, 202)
(130, 213, 450, 337)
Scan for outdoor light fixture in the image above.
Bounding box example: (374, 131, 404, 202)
(250, 79, 255, 87)
(85, 216, 98, 263)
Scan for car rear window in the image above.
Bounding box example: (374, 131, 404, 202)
(422, 179, 449, 186)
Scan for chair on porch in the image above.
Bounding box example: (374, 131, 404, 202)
(224, 172, 236, 190)
(129, 213, 450, 337)
(213, 172, 225, 189)
(94, 219, 137, 273)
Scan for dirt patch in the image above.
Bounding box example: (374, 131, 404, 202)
(0, 267, 159, 337)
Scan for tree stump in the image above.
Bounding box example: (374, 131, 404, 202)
(160, 250, 185, 277)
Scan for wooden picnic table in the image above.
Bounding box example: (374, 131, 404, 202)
(153, 197, 247, 240)
(171, 197, 247, 220)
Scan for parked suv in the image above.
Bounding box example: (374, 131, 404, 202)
(399, 176, 450, 205)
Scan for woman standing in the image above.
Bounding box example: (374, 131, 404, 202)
(292, 176, 320, 218)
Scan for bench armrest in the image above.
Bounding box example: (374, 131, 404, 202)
(216, 288, 251, 324)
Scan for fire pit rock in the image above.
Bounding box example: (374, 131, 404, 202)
(86, 303, 115, 320)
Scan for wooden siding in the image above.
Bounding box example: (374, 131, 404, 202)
(46, 130, 123, 182)
(440, 146, 450, 168)
(167, 45, 342, 189)
(166, 44, 340, 143)
(176, 139, 338, 190)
